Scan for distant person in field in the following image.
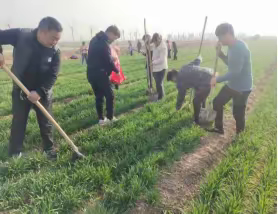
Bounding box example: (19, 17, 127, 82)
(167, 56, 213, 125)
(172, 41, 178, 60)
(80, 41, 88, 65)
(166, 40, 171, 59)
(151, 33, 168, 100)
(0, 17, 62, 159)
(209, 23, 252, 134)
(142, 34, 153, 89)
(87, 25, 121, 126)
(128, 40, 133, 56)
(137, 40, 142, 53)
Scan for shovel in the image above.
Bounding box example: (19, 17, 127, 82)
(144, 18, 154, 96)
(198, 46, 220, 124)
(1, 64, 85, 159)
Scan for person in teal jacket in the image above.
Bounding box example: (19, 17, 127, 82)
(209, 23, 252, 135)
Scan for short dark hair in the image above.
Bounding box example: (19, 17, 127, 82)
(215, 23, 234, 37)
(106, 25, 121, 38)
(151, 33, 161, 43)
(167, 69, 178, 81)
(142, 34, 151, 41)
(38, 16, 63, 32)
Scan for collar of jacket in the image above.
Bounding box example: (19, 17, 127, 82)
(32, 28, 48, 49)
(32, 28, 41, 45)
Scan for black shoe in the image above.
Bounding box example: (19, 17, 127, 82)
(44, 150, 57, 160)
(206, 127, 224, 135)
(193, 120, 201, 126)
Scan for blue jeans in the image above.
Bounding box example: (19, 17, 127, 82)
(82, 53, 88, 65)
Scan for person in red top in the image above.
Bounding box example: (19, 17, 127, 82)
(110, 45, 126, 89)
(80, 41, 88, 65)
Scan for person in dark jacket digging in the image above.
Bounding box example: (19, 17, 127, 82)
(167, 56, 213, 125)
(87, 25, 121, 126)
(0, 17, 62, 159)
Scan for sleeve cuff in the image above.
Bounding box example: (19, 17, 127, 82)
(36, 88, 44, 97)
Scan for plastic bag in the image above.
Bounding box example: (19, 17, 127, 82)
(110, 66, 126, 84)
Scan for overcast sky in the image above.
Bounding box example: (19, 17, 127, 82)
(0, 0, 276, 41)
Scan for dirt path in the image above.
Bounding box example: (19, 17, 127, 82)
(128, 61, 277, 214)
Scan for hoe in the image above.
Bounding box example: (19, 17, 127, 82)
(1, 65, 85, 160)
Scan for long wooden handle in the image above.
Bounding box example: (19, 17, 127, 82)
(198, 16, 208, 56)
(2, 65, 80, 153)
(144, 18, 153, 90)
(213, 45, 221, 76)
(144, 18, 152, 72)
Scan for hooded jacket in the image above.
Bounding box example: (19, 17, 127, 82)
(87, 31, 119, 81)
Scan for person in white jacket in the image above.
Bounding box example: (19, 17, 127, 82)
(151, 33, 168, 100)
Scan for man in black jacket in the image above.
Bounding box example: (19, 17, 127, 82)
(167, 56, 213, 124)
(87, 25, 120, 125)
(0, 17, 62, 159)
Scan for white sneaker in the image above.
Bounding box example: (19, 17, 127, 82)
(11, 152, 22, 159)
(110, 117, 118, 122)
(99, 117, 109, 126)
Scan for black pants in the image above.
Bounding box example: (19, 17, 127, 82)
(146, 67, 153, 89)
(168, 50, 171, 59)
(152, 69, 166, 100)
(213, 85, 251, 134)
(89, 75, 114, 120)
(173, 51, 178, 60)
(9, 89, 54, 156)
(193, 87, 210, 123)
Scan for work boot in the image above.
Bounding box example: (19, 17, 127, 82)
(44, 149, 57, 160)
